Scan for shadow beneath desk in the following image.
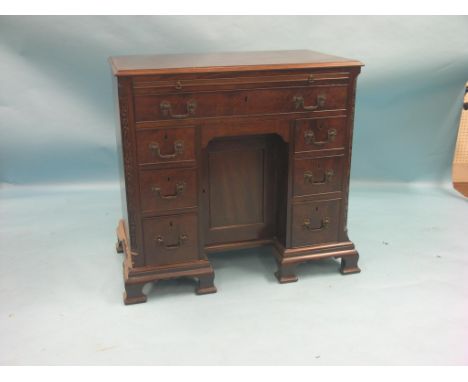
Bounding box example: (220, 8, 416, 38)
(143, 247, 343, 301)
(143, 247, 277, 301)
(143, 278, 198, 302)
(295, 257, 341, 280)
(208, 247, 342, 283)
(208, 246, 277, 283)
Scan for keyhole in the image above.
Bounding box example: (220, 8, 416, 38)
(169, 221, 173, 227)
(244, 96, 248, 102)
(315, 207, 319, 212)
(167, 177, 171, 182)
(164, 133, 168, 140)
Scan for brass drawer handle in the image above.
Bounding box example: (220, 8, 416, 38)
(149, 140, 184, 159)
(151, 182, 186, 200)
(155, 233, 188, 250)
(293, 94, 326, 111)
(304, 128, 337, 146)
(160, 99, 196, 119)
(304, 169, 334, 185)
(303, 217, 330, 231)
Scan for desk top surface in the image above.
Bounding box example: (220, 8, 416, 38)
(109, 50, 363, 76)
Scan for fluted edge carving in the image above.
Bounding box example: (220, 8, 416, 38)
(343, 75, 358, 233)
(118, 81, 138, 253)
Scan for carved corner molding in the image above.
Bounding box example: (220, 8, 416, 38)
(342, 74, 358, 234)
(118, 80, 138, 254)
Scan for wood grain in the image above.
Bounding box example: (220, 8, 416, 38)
(110, 50, 363, 76)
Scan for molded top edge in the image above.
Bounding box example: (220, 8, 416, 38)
(109, 50, 364, 76)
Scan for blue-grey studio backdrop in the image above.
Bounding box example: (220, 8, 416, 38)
(1, 16, 468, 366)
(1, 16, 467, 184)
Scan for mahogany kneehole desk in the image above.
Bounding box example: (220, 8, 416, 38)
(110, 50, 363, 305)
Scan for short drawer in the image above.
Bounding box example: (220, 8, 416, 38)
(136, 127, 195, 165)
(293, 155, 344, 196)
(295, 116, 347, 153)
(134, 85, 348, 122)
(292, 199, 341, 247)
(143, 214, 199, 266)
(139, 168, 197, 213)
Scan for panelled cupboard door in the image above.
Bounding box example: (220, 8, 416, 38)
(202, 135, 286, 246)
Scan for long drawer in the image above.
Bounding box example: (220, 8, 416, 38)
(132, 71, 351, 93)
(134, 85, 348, 122)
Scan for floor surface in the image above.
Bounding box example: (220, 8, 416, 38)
(0, 182, 467, 365)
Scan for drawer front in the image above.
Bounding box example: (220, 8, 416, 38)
(295, 116, 347, 153)
(143, 214, 199, 266)
(293, 155, 344, 196)
(133, 71, 351, 93)
(292, 200, 340, 247)
(134, 86, 348, 122)
(136, 127, 195, 165)
(139, 168, 197, 213)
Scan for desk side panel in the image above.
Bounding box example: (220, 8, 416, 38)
(113, 76, 128, 233)
(115, 76, 145, 267)
(339, 67, 362, 242)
